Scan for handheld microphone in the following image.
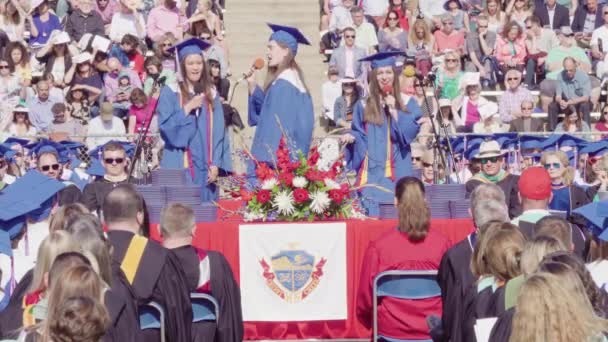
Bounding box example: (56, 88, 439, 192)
(381, 84, 393, 117)
(193, 82, 205, 116)
(237, 58, 265, 83)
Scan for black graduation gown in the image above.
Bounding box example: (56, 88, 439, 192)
(488, 307, 515, 342)
(465, 174, 522, 219)
(107, 230, 193, 342)
(82, 178, 129, 214)
(437, 235, 475, 342)
(58, 184, 82, 206)
(171, 246, 244, 342)
(103, 269, 141, 342)
(518, 219, 587, 259)
(0, 269, 33, 339)
(461, 284, 506, 342)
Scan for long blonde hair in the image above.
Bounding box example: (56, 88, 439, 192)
(510, 272, 608, 342)
(28, 231, 79, 294)
(395, 177, 430, 242)
(263, 42, 309, 93)
(541, 150, 575, 185)
(520, 235, 566, 275)
(408, 18, 432, 46)
(364, 67, 404, 125)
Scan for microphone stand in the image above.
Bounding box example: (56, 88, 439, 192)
(128, 78, 162, 183)
(423, 76, 460, 184)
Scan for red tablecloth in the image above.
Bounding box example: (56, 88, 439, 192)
(150, 216, 474, 340)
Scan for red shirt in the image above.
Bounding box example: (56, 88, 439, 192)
(357, 228, 451, 339)
(127, 52, 145, 80)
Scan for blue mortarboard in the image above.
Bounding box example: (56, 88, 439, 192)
(0, 144, 10, 156)
(0, 216, 25, 240)
(0, 229, 11, 256)
(445, 136, 466, 155)
(26, 139, 68, 162)
(519, 135, 546, 151)
(88, 140, 135, 160)
(0, 170, 65, 223)
(2, 137, 29, 147)
(540, 134, 587, 151)
(573, 201, 608, 240)
(579, 140, 608, 158)
(59, 140, 84, 166)
(464, 145, 481, 161)
(494, 133, 518, 149)
(168, 38, 211, 61)
(359, 51, 404, 69)
(268, 23, 311, 56)
(85, 158, 105, 177)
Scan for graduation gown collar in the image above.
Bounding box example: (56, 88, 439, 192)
(276, 68, 306, 93)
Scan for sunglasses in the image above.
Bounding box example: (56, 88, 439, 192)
(522, 107, 533, 110)
(446, 59, 457, 63)
(544, 163, 561, 170)
(507, 77, 520, 81)
(422, 162, 433, 168)
(388, 17, 398, 21)
(104, 157, 125, 164)
(40, 163, 60, 171)
(480, 157, 500, 164)
(443, 22, 454, 25)
(0, 65, 9, 69)
(589, 156, 601, 165)
(345, 35, 356, 38)
(478, 25, 488, 28)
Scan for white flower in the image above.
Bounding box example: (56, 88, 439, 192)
(273, 190, 295, 216)
(261, 178, 278, 190)
(324, 178, 341, 190)
(244, 211, 264, 222)
(292, 176, 308, 188)
(317, 138, 341, 171)
(310, 191, 331, 214)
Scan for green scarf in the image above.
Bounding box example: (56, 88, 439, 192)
(480, 169, 506, 183)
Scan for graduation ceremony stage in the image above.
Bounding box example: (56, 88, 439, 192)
(149, 201, 475, 341)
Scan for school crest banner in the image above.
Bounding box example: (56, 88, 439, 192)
(239, 222, 347, 321)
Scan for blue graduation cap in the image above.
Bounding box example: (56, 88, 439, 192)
(2, 137, 29, 147)
(168, 38, 211, 61)
(464, 145, 481, 161)
(580, 140, 608, 158)
(85, 158, 105, 177)
(0, 144, 10, 157)
(540, 134, 587, 151)
(0, 230, 11, 257)
(59, 141, 84, 168)
(0, 170, 65, 223)
(88, 140, 135, 160)
(26, 139, 70, 162)
(519, 135, 546, 151)
(573, 201, 608, 240)
(494, 133, 518, 150)
(445, 136, 466, 155)
(359, 51, 404, 69)
(268, 23, 311, 56)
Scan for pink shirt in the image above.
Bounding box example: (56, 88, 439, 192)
(433, 30, 465, 54)
(494, 36, 527, 65)
(95, 0, 119, 25)
(129, 97, 158, 132)
(146, 5, 188, 42)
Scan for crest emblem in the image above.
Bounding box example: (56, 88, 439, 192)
(260, 247, 326, 303)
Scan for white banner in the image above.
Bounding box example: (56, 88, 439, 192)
(239, 222, 347, 321)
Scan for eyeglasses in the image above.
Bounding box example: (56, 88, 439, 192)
(443, 22, 454, 25)
(522, 107, 533, 110)
(478, 25, 488, 28)
(345, 35, 356, 38)
(480, 157, 500, 164)
(446, 59, 457, 63)
(104, 157, 125, 164)
(422, 162, 433, 168)
(544, 163, 561, 169)
(388, 17, 398, 21)
(0, 65, 9, 69)
(40, 163, 60, 171)
(507, 77, 520, 81)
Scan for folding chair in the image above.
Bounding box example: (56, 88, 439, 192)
(372, 270, 441, 342)
(139, 301, 165, 342)
(190, 293, 220, 323)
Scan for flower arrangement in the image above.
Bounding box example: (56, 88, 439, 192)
(238, 137, 361, 222)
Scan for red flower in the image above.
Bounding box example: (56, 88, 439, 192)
(293, 188, 309, 203)
(240, 189, 253, 202)
(305, 169, 325, 182)
(279, 171, 294, 186)
(256, 162, 273, 181)
(256, 190, 271, 204)
(307, 147, 320, 166)
(328, 189, 345, 203)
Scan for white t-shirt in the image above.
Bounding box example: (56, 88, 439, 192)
(86, 116, 127, 150)
(109, 12, 146, 42)
(361, 0, 388, 16)
(322, 80, 342, 120)
(591, 25, 608, 52)
(587, 260, 608, 290)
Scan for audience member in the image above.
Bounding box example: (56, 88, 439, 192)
(505, 0, 533, 29)
(509, 100, 543, 132)
(6, 104, 37, 137)
(65, 0, 105, 42)
(108, 0, 146, 42)
(594, 104, 608, 138)
(524, 15, 559, 89)
(436, 50, 464, 100)
(37, 149, 82, 205)
(357, 177, 450, 340)
(378, 10, 408, 52)
(464, 15, 495, 85)
(498, 69, 533, 123)
(350, 7, 378, 54)
(512, 166, 553, 225)
(473, 102, 508, 133)
(86, 102, 126, 150)
(103, 184, 193, 341)
(82, 141, 129, 213)
(328, 0, 355, 32)
(329, 27, 366, 79)
(533, 0, 570, 29)
(571, 0, 603, 46)
(484, 0, 506, 34)
(548, 57, 592, 130)
(591, 5, 608, 78)
(49, 102, 85, 138)
(432, 14, 465, 56)
(146, 0, 188, 43)
(28, 0, 63, 46)
(494, 21, 527, 74)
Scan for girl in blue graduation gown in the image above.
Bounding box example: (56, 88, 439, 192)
(344, 52, 422, 216)
(246, 24, 314, 173)
(157, 38, 229, 201)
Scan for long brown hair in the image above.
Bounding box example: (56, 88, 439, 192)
(364, 67, 404, 125)
(263, 42, 310, 93)
(471, 221, 520, 278)
(395, 177, 430, 242)
(178, 54, 215, 111)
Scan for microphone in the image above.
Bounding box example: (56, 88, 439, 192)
(381, 84, 393, 117)
(193, 82, 205, 116)
(236, 58, 265, 83)
(157, 75, 167, 86)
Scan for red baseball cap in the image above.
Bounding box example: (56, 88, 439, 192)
(518, 167, 552, 200)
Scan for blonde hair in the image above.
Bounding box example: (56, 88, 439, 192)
(395, 177, 430, 242)
(520, 236, 567, 275)
(28, 231, 79, 294)
(540, 151, 575, 185)
(160, 203, 195, 238)
(409, 18, 432, 45)
(471, 221, 523, 279)
(49, 203, 90, 233)
(69, 215, 113, 286)
(510, 272, 608, 342)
